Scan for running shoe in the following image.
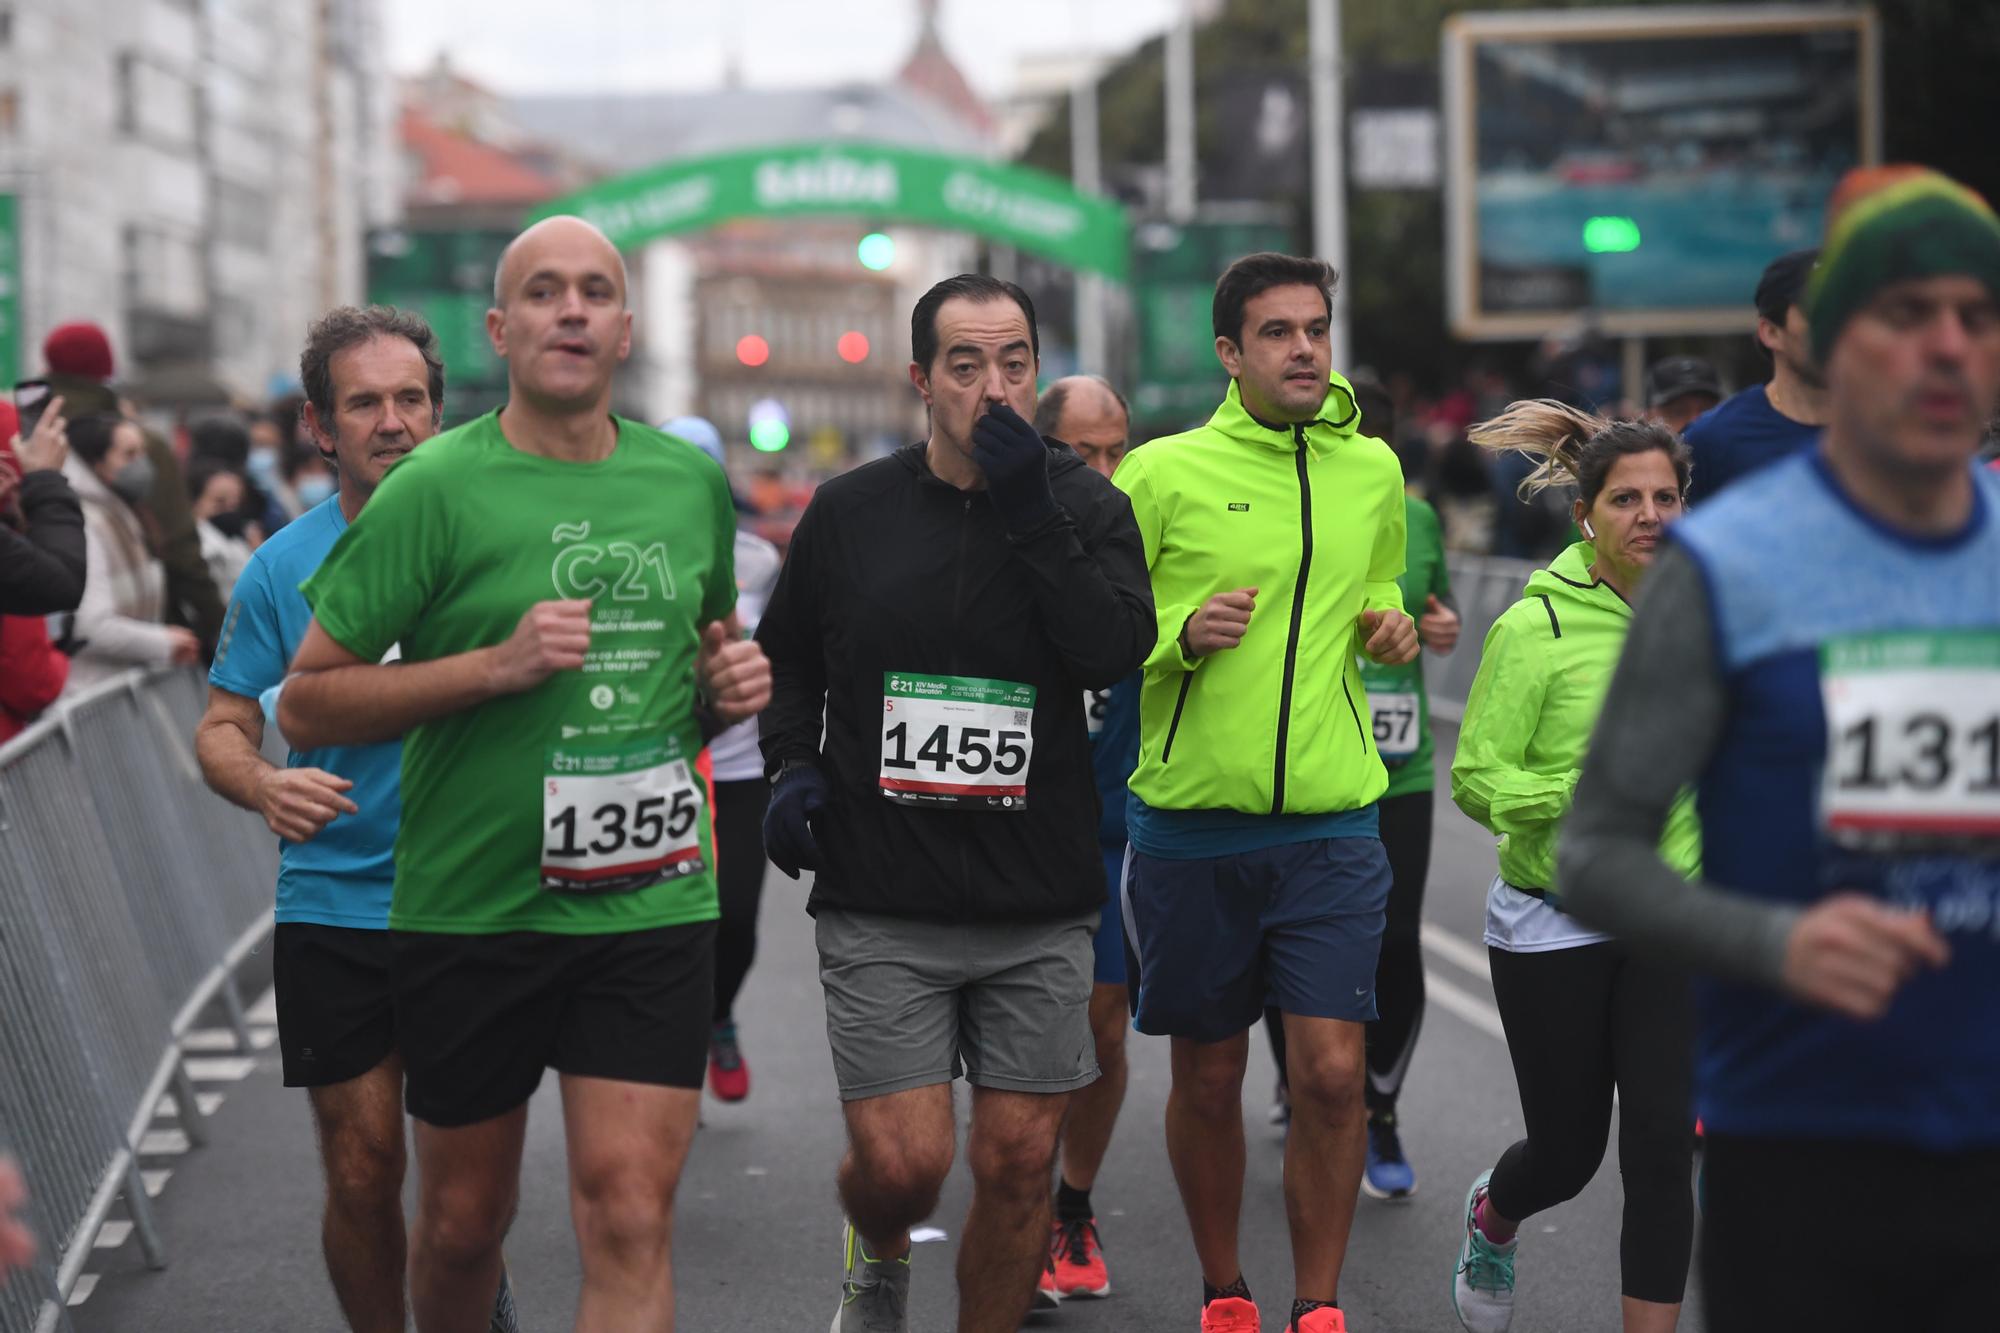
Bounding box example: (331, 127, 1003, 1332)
(489, 1263, 520, 1333)
(1049, 1216, 1110, 1298)
(1361, 1114, 1416, 1200)
(1036, 1254, 1062, 1308)
(1285, 1308, 1348, 1333)
(708, 1021, 750, 1102)
(1202, 1295, 1262, 1332)
(1451, 1171, 1517, 1333)
(831, 1222, 910, 1332)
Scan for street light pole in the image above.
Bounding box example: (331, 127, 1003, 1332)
(1072, 67, 1107, 375)
(1310, 0, 1350, 370)
(1165, 1, 1196, 224)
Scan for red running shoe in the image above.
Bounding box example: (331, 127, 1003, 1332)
(1049, 1216, 1111, 1297)
(707, 1022, 749, 1102)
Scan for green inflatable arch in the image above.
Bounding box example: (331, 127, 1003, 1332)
(531, 141, 1129, 282)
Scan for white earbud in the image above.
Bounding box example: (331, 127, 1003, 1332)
(1580, 517, 1597, 540)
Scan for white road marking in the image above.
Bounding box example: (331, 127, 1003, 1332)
(139, 1128, 191, 1156)
(1428, 972, 1506, 1043)
(93, 1221, 133, 1250)
(245, 988, 278, 1026)
(67, 1274, 98, 1306)
(183, 1057, 256, 1082)
(911, 1227, 948, 1243)
(179, 1029, 242, 1052)
(154, 1093, 225, 1119)
(141, 1170, 172, 1198)
(1421, 921, 1492, 982)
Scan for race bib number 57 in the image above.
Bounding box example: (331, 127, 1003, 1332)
(1819, 630, 2000, 845)
(881, 673, 1034, 810)
(543, 739, 706, 894)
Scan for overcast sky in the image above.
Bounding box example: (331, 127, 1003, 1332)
(390, 0, 1181, 99)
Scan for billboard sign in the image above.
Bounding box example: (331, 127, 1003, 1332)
(0, 195, 18, 383)
(1443, 5, 1880, 340)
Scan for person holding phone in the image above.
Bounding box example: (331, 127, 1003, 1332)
(0, 387, 86, 616)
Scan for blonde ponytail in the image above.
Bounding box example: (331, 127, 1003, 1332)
(1467, 399, 1611, 500)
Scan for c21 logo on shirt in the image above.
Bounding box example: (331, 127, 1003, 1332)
(550, 522, 677, 602)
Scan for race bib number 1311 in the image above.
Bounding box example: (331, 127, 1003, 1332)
(1819, 630, 2000, 846)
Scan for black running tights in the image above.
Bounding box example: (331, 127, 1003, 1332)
(1485, 940, 1694, 1304)
(712, 777, 771, 1024)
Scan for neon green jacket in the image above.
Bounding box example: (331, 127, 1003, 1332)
(1114, 374, 1406, 816)
(1451, 541, 1702, 893)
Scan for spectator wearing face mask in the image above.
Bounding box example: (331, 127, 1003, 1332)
(186, 455, 254, 600)
(282, 443, 338, 512)
(41, 321, 224, 650)
(0, 401, 74, 740)
(191, 414, 287, 541)
(61, 412, 202, 695)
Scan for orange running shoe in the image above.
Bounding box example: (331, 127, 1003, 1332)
(1287, 1307, 1348, 1333)
(1049, 1216, 1111, 1298)
(1202, 1295, 1261, 1332)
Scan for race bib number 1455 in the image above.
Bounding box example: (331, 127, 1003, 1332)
(880, 673, 1035, 811)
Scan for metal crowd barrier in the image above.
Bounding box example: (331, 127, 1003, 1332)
(0, 667, 278, 1333)
(1426, 553, 1539, 719)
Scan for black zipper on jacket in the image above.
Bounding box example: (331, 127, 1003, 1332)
(1161, 674, 1194, 763)
(1271, 425, 1315, 814)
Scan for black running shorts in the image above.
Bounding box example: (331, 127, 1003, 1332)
(390, 921, 717, 1128)
(273, 923, 398, 1089)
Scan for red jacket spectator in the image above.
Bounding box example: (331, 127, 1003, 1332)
(0, 419, 72, 740)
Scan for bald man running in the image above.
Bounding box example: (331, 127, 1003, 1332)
(281, 215, 771, 1331)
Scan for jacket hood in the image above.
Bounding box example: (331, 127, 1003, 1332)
(1524, 540, 1632, 619)
(1206, 371, 1364, 458)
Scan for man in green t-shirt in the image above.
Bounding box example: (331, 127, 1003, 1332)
(280, 215, 771, 1331)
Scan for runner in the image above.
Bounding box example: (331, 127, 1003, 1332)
(1263, 376, 1461, 1208)
(278, 215, 771, 1333)
(661, 415, 783, 1104)
(193, 305, 516, 1333)
(1681, 248, 1825, 501)
(753, 275, 1153, 1333)
(1113, 252, 1417, 1333)
(1446, 401, 1699, 1333)
(1559, 165, 2000, 1333)
(1030, 374, 1140, 1304)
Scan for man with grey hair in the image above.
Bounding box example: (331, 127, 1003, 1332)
(1031, 375, 1141, 1306)
(192, 305, 521, 1332)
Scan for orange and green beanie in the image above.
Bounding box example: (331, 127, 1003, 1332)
(1808, 165, 2000, 361)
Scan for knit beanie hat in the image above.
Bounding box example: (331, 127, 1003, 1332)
(1809, 166, 2000, 362)
(43, 321, 116, 380)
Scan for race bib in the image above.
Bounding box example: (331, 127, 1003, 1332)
(880, 673, 1035, 810)
(1819, 630, 2000, 847)
(1370, 691, 1422, 762)
(1084, 687, 1111, 740)
(542, 739, 707, 893)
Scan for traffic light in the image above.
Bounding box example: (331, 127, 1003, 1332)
(748, 397, 790, 452)
(735, 334, 770, 367)
(837, 331, 870, 364)
(1582, 216, 1642, 254)
(857, 232, 895, 271)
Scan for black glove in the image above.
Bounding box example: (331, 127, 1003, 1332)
(970, 403, 1059, 534)
(763, 762, 828, 880)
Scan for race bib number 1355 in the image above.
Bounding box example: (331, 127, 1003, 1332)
(543, 739, 707, 894)
(880, 673, 1035, 811)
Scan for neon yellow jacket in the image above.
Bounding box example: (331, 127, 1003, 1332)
(1451, 541, 1702, 892)
(1114, 374, 1406, 816)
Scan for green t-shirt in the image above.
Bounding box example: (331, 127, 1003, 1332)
(1357, 495, 1451, 799)
(302, 412, 736, 935)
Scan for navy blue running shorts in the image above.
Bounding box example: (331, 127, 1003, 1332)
(1125, 836, 1390, 1041)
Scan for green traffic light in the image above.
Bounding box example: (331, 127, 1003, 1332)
(1583, 216, 1642, 254)
(749, 419, 791, 452)
(857, 232, 896, 271)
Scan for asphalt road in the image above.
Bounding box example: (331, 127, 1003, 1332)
(72, 725, 1705, 1332)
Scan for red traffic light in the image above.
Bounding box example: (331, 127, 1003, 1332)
(837, 331, 870, 364)
(736, 335, 770, 368)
